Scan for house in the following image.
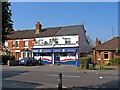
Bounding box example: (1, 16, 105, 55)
(93, 37, 120, 64)
(5, 22, 89, 65)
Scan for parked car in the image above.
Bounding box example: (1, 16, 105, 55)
(19, 57, 38, 66)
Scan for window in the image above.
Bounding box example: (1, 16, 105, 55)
(16, 41, 19, 47)
(12, 41, 15, 47)
(24, 41, 28, 47)
(98, 52, 101, 60)
(65, 38, 71, 44)
(23, 52, 26, 58)
(5, 41, 8, 48)
(104, 52, 109, 60)
(12, 52, 14, 55)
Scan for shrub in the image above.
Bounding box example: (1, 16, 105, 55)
(78, 56, 94, 69)
(111, 58, 120, 65)
(10, 55, 15, 60)
(2, 55, 9, 65)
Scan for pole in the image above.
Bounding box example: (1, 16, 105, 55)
(58, 73, 62, 90)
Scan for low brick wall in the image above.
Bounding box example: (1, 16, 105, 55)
(7, 60, 19, 66)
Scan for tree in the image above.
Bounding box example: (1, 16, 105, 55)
(2, 2, 13, 43)
(87, 35, 95, 54)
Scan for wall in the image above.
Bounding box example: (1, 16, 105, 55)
(6, 39, 34, 60)
(33, 35, 79, 48)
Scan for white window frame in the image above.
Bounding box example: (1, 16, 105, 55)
(98, 52, 101, 60)
(65, 38, 71, 44)
(16, 41, 19, 48)
(12, 41, 15, 48)
(24, 41, 28, 47)
(104, 51, 109, 60)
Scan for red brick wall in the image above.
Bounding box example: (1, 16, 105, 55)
(7, 39, 34, 60)
(93, 51, 114, 64)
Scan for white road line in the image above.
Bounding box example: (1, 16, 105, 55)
(46, 74, 80, 78)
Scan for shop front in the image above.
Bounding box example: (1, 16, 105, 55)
(32, 48, 78, 65)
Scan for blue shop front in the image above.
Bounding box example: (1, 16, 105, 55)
(32, 48, 78, 65)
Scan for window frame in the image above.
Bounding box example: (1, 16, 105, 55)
(24, 41, 28, 47)
(65, 38, 71, 45)
(104, 51, 109, 60)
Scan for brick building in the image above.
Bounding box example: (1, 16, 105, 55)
(93, 37, 120, 64)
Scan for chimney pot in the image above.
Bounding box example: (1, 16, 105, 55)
(35, 22, 42, 34)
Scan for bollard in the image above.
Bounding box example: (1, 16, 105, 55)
(7, 60, 10, 66)
(58, 73, 62, 90)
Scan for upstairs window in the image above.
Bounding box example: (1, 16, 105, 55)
(16, 41, 19, 47)
(12, 41, 15, 47)
(24, 41, 28, 47)
(65, 38, 71, 44)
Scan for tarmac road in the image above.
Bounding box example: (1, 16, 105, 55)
(1, 65, 119, 90)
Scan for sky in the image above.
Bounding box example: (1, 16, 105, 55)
(10, 2, 118, 43)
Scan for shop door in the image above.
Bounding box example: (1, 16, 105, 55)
(54, 53, 60, 64)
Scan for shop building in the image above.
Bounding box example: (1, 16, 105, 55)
(5, 22, 89, 65)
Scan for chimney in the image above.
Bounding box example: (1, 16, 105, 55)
(35, 22, 42, 34)
(96, 38, 99, 46)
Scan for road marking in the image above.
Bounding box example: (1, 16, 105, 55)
(46, 74, 80, 78)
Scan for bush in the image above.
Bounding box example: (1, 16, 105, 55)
(2, 55, 9, 65)
(2, 55, 15, 64)
(10, 55, 15, 60)
(111, 58, 120, 65)
(78, 56, 94, 69)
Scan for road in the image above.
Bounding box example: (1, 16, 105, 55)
(1, 65, 119, 90)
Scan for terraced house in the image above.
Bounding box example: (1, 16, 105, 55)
(5, 22, 89, 65)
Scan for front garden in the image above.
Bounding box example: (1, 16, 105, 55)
(78, 55, 120, 70)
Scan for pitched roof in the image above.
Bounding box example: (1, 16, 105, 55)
(55, 25, 85, 36)
(7, 25, 84, 40)
(95, 37, 120, 50)
(7, 27, 61, 39)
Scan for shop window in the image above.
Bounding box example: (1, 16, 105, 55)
(41, 53, 52, 56)
(104, 52, 109, 60)
(34, 53, 41, 56)
(67, 52, 75, 57)
(65, 38, 71, 44)
(60, 52, 67, 56)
